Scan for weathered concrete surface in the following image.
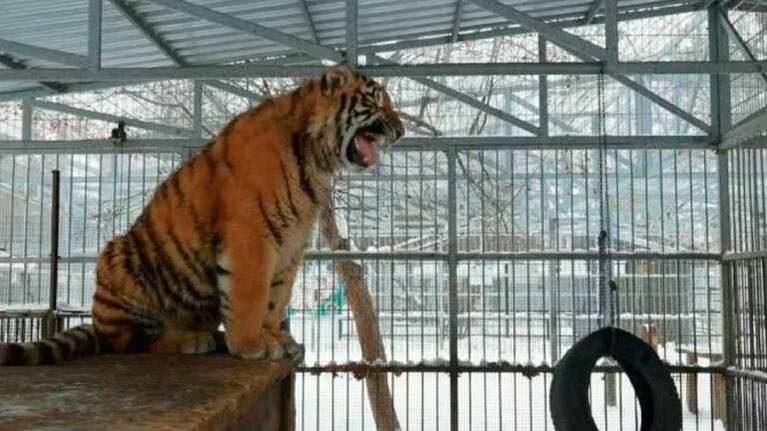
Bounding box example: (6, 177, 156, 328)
(0, 354, 296, 431)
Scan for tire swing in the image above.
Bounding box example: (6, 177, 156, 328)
(549, 73, 682, 431)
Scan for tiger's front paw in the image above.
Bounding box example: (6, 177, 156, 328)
(273, 329, 302, 361)
(226, 332, 283, 360)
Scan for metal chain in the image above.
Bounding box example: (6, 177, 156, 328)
(597, 71, 615, 329)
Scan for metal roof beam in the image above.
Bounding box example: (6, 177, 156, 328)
(296, 0, 319, 44)
(611, 74, 711, 133)
(0, 54, 66, 93)
(357, 3, 700, 55)
(1, 61, 766, 81)
(468, 0, 607, 61)
(371, 55, 539, 135)
(720, 10, 767, 85)
(583, 0, 604, 25)
(203, 80, 262, 101)
(108, 0, 263, 103)
(346, 0, 358, 66)
(31, 100, 194, 137)
(450, 1, 464, 43)
(146, 0, 342, 62)
(0, 55, 318, 102)
(0, 39, 89, 67)
(722, 105, 767, 146)
(107, 0, 187, 66)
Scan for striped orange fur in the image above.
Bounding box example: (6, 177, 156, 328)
(0, 65, 404, 365)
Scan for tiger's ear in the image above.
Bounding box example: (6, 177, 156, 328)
(321, 65, 354, 96)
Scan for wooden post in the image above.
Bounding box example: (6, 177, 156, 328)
(320, 205, 401, 431)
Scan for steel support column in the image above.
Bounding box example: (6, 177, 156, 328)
(346, 0, 358, 66)
(538, 36, 549, 136)
(447, 147, 459, 431)
(709, 6, 736, 428)
(88, 0, 102, 70)
(605, 0, 618, 65)
(21, 98, 32, 141)
(193, 81, 203, 138)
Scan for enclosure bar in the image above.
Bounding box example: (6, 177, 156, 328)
(605, 0, 618, 65)
(46, 170, 61, 338)
(447, 147, 459, 431)
(21, 98, 32, 141)
(727, 367, 767, 384)
(31, 100, 194, 137)
(0, 250, 722, 265)
(0, 39, 89, 67)
(1, 61, 765, 82)
(710, 6, 737, 427)
(538, 36, 548, 136)
(0, 136, 719, 155)
(468, 0, 606, 60)
(297, 363, 727, 375)
(146, 0, 343, 62)
(193, 81, 203, 138)
(88, 0, 102, 70)
(345, 0, 357, 66)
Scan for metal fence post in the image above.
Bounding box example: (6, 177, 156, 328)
(46, 169, 61, 338)
(709, 5, 735, 427)
(447, 147, 459, 431)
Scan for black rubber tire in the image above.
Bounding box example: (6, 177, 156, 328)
(549, 327, 682, 431)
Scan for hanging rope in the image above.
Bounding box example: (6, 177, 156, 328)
(596, 71, 615, 331)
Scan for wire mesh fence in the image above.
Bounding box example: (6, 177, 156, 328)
(0, 144, 730, 430)
(2, 9, 767, 425)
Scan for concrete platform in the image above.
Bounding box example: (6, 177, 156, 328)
(0, 354, 297, 431)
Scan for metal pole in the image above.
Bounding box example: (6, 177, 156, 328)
(193, 81, 203, 138)
(21, 98, 32, 140)
(447, 147, 459, 431)
(538, 35, 549, 137)
(605, 0, 618, 65)
(88, 0, 102, 70)
(709, 5, 736, 427)
(47, 170, 61, 338)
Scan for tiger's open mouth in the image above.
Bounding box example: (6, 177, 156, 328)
(347, 120, 390, 168)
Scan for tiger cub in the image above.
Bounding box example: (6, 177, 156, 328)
(0, 65, 404, 365)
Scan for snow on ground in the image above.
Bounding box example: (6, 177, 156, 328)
(290, 315, 725, 431)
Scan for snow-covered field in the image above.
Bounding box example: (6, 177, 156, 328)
(291, 316, 725, 431)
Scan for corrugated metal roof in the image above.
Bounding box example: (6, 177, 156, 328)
(0, 0, 707, 99)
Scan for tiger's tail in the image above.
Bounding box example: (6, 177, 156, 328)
(0, 324, 100, 366)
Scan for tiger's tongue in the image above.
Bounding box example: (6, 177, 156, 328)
(355, 136, 378, 166)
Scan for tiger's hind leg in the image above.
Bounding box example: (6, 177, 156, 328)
(264, 256, 303, 359)
(147, 328, 218, 354)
